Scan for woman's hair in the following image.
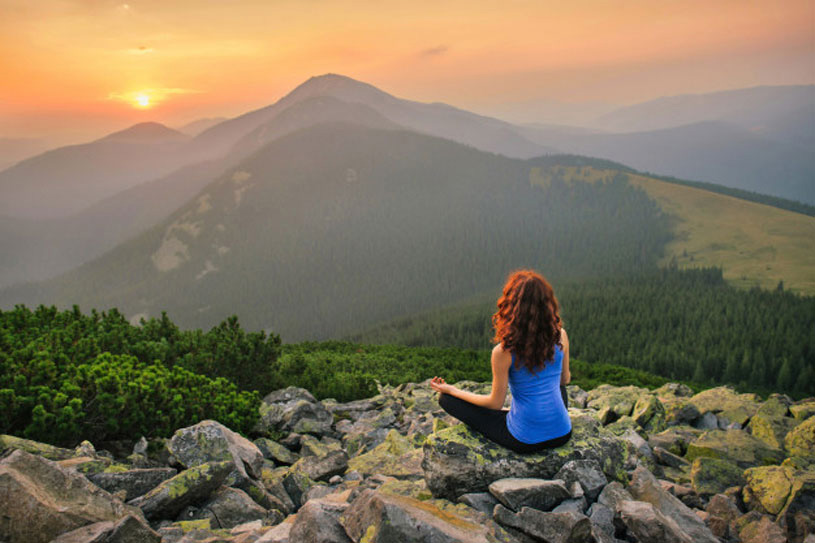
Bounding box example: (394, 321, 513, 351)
(492, 269, 562, 372)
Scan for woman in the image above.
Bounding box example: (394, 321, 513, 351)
(430, 269, 572, 453)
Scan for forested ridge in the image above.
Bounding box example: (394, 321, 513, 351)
(351, 267, 815, 399)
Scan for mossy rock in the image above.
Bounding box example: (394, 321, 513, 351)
(0, 434, 74, 461)
(347, 429, 423, 479)
(750, 412, 801, 450)
(755, 394, 792, 418)
(688, 387, 760, 427)
(378, 478, 434, 501)
(631, 394, 667, 433)
(421, 412, 631, 501)
(587, 385, 650, 422)
(648, 425, 703, 456)
(784, 416, 815, 459)
(685, 429, 784, 469)
(743, 465, 794, 515)
(690, 457, 745, 496)
(789, 401, 815, 421)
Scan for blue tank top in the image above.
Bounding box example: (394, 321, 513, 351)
(506, 345, 572, 444)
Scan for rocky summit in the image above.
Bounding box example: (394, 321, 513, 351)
(0, 382, 813, 543)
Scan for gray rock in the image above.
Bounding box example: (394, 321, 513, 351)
(493, 504, 593, 543)
(552, 497, 587, 515)
(488, 477, 571, 512)
(291, 450, 348, 482)
(281, 468, 317, 509)
(166, 420, 265, 485)
(341, 488, 497, 543)
(457, 492, 500, 515)
(695, 411, 719, 430)
(627, 465, 718, 543)
(49, 515, 160, 543)
(87, 467, 177, 501)
(554, 458, 608, 502)
(422, 413, 631, 501)
(258, 387, 334, 436)
(615, 500, 693, 543)
(132, 437, 148, 456)
(197, 486, 268, 529)
(288, 498, 351, 543)
(127, 461, 232, 520)
(596, 481, 634, 511)
(0, 449, 143, 543)
(256, 518, 294, 543)
(588, 502, 615, 538)
(254, 438, 299, 465)
(653, 446, 690, 469)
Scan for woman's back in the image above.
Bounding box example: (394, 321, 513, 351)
(506, 345, 572, 443)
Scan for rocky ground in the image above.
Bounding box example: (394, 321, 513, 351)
(0, 381, 813, 543)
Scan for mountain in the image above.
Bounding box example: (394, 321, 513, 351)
(0, 122, 669, 340)
(0, 122, 198, 219)
(193, 73, 557, 160)
(522, 119, 815, 204)
(177, 116, 229, 136)
(0, 137, 51, 171)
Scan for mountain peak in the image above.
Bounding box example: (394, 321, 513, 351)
(100, 122, 189, 144)
(283, 73, 394, 106)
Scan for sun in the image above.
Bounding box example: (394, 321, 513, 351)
(134, 93, 151, 108)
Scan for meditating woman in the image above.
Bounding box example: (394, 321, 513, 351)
(430, 269, 572, 453)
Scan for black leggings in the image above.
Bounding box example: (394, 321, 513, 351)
(437, 385, 571, 454)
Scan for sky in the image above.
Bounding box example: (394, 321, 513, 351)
(1, 0, 813, 143)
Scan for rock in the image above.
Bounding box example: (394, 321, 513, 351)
(756, 394, 793, 418)
(790, 400, 815, 421)
(493, 504, 592, 543)
(738, 513, 788, 543)
(259, 466, 297, 514)
(291, 449, 348, 482)
(0, 434, 74, 460)
(654, 383, 694, 399)
(566, 385, 588, 409)
(281, 467, 317, 509)
(688, 386, 761, 428)
(87, 467, 178, 501)
(167, 420, 265, 486)
(0, 450, 142, 543)
(615, 500, 693, 543)
(488, 478, 571, 512)
(256, 517, 294, 543)
(751, 412, 801, 450)
(695, 411, 720, 430)
(258, 387, 334, 436)
(133, 436, 149, 456)
(341, 488, 499, 543)
(690, 457, 745, 496)
(552, 497, 587, 515)
(299, 434, 341, 458)
(587, 385, 650, 423)
(588, 502, 615, 538)
(254, 438, 299, 465)
(127, 461, 232, 520)
(648, 425, 702, 456)
(631, 393, 666, 432)
(195, 486, 268, 529)
(704, 493, 742, 540)
(457, 492, 500, 515)
(663, 399, 703, 426)
(686, 429, 785, 469)
(49, 515, 160, 543)
(554, 459, 608, 502)
(422, 412, 631, 501)
(776, 469, 815, 543)
(596, 481, 634, 511)
(654, 446, 690, 469)
(346, 429, 423, 479)
(628, 465, 718, 543)
(784, 416, 815, 459)
(743, 465, 794, 515)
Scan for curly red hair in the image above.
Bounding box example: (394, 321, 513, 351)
(492, 269, 562, 372)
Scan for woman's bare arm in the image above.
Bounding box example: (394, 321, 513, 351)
(560, 328, 571, 385)
(430, 344, 511, 409)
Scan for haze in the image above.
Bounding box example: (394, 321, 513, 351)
(1, 0, 813, 144)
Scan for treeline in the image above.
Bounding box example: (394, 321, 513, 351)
(350, 267, 815, 398)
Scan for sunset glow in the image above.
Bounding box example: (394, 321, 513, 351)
(0, 0, 812, 142)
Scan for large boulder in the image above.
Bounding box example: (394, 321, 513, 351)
(627, 465, 719, 543)
(421, 412, 631, 501)
(166, 420, 264, 485)
(776, 469, 815, 543)
(346, 429, 423, 479)
(615, 500, 693, 543)
(686, 429, 785, 469)
(289, 497, 351, 543)
(87, 467, 177, 501)
(0, 449, 142, 543)
(340, 488, 506, 543)
(493, 504, 592, 543)
(743, 465, 794, 515)
(688, 387, 760, 428)
(690, 457, 745, 496)
(586, 385, 650, 423)
(48, 515, 160, 543)
(554, 459, 608, 502)
(0, 434, 75, 460)
(751, 412, 801, 450)
(784, 416, 815, 459)
(488, 478, 571, 512)
(192, 486, 269, 529)
(648, 425, 702, 456)
(290, 449, 349, 482)
(257, 386, 334, 436)
(127, 461, 232, 520)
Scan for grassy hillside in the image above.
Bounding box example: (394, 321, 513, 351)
(529, 164, 815, 295)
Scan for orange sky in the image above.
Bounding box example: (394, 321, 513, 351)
(1, 0, 813, 142)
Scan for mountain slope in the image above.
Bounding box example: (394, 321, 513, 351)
(0, 123, 669, 340)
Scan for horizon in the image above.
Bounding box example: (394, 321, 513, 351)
(1, 0, 813, 144)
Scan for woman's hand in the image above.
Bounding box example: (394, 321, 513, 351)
(430, 376, 454, 395)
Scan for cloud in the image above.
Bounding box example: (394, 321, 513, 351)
(418, 45, 449, 58)
(126, 46, 154, 55)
